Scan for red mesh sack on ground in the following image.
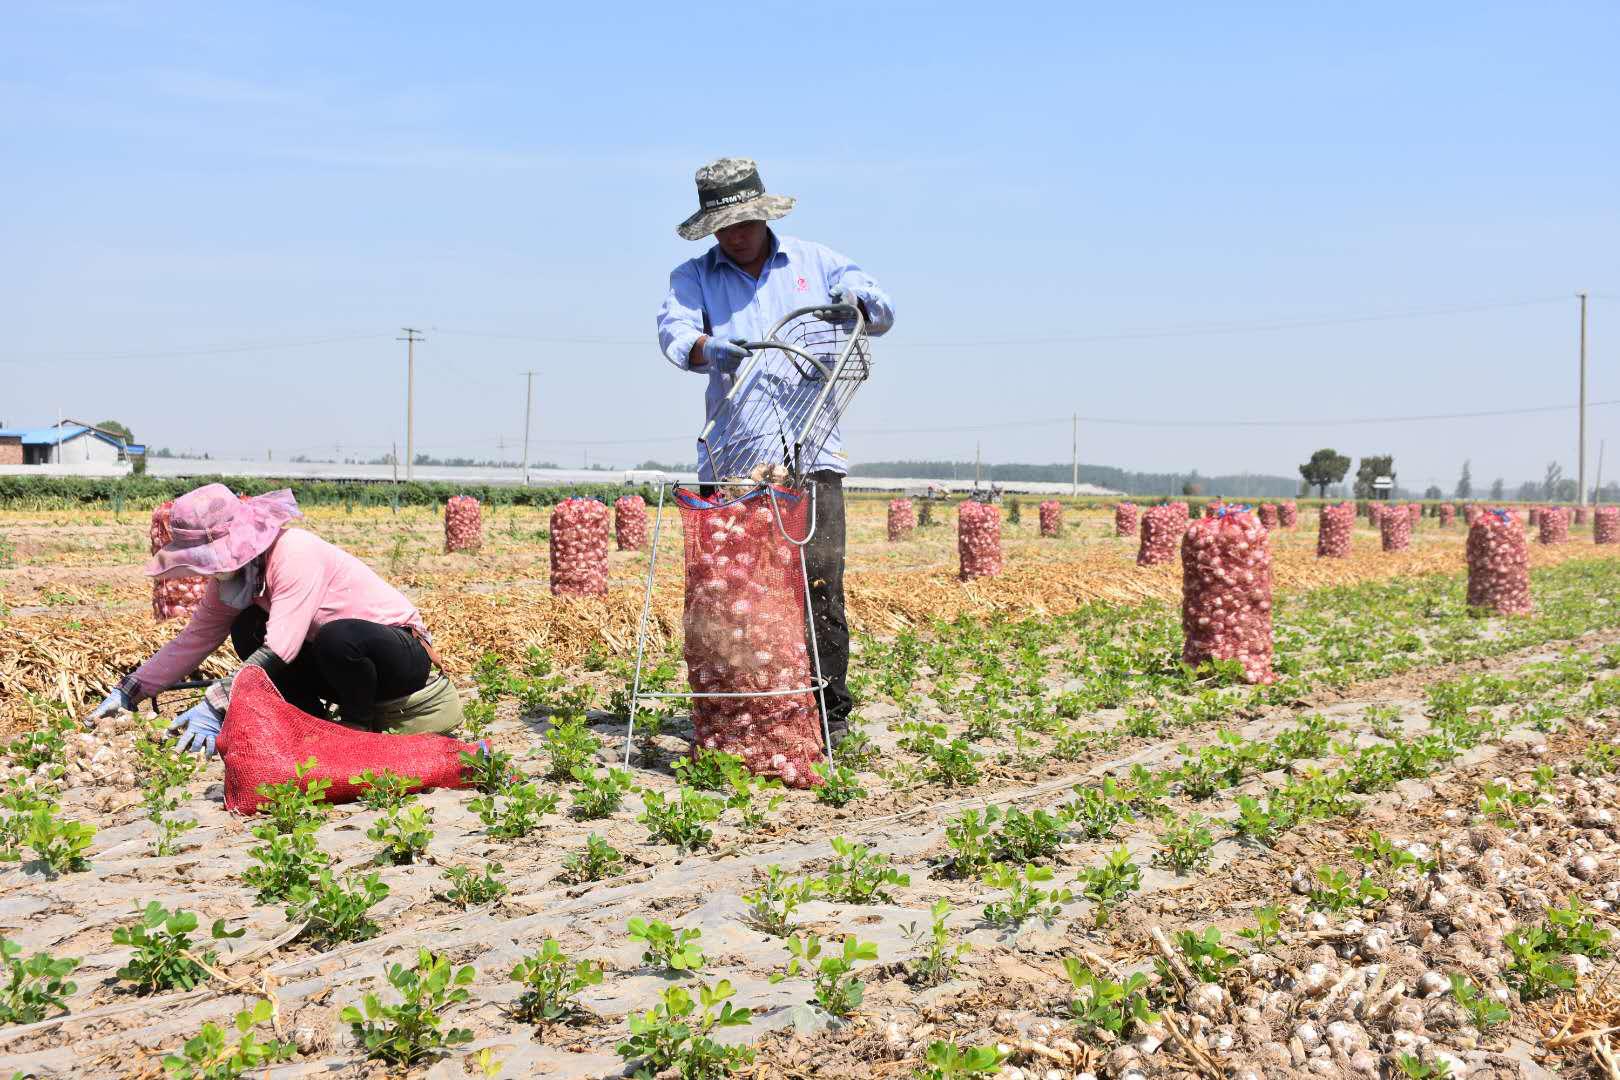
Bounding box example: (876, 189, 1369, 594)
(1258, 503, 1279, 531)
(550, 498, 610, 595)
(886, 499, 915, 542)
(1038, 500, 1063, 538)
(1438, 504, 1455, 527)
(615, 495, 648, 551)
(958, 501, 1003, 580)
(150, 501, 209, 621)
(1407, 503, 1422, 528)
(1466, 511, 1532, 616)
(1539, 507, 1569, 545)
(217, 667, 478, 814)
(1203, 501, 1222, 518)
(1182, 509, 1274, 684)
(1368, 503, 1382, 525)
(1137, 505, 1180, 566)
(1279, 501, 1298, 528)
(1463, 504, 1479, 527)
(443, 495, 482, 553)
(1114, 502, 1138, 537)
(1595, 507, 1619, 544)
(678, 486, 822, 788)
(1317, 502, 1353, 558)
(1380, 509, 1411, 551)
(1575, 506, 1589, 527)
(1529, 508, 1540, 526)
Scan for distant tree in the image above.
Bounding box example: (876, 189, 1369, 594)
(1298, 448, 1352, 498)
(1490, 478, 1505, 500)
(1424, 485, 1443, 500)
(1455, 460, 1472, 500)
(1544, 461, 1563, 500)
(1555, 477, 1577, 502)
(96, 420, 133, 444)
(1516, 481, 1541, 502)
(1182, 481, 1203, 496)
(1354, 455, 1395, 500)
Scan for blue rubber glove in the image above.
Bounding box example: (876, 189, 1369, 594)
(169, 701, 223, 758)
(85, 689, 129, 728)
(700, 336, 750, 374)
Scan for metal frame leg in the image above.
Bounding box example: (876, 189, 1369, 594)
(623, 481, 667, 768)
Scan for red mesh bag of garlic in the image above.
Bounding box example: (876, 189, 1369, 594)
(550, 498, 610, 596)
(1538, 507, 1569, 545)
(1380, 509, 1411, 552)
(1595, 506, 1619, 545)
(1169, 502, 1190, 532)
(1181, 508, 1274, 684)
(150, 500, 208, 621)
(1038, 500, 1062, 538)
(1115, 502, 1138, 537)
(1203, 501, 1222, 518)
(958, 501, 1003, 580)
(443, 495, 482, 553)
(1438, 504, 1455, 527)
(1257, 503, 1279, 531)
(1367, 503, 1382, 525)
(1463, 504, 1479, 527)
(1574, 506, 1589, 527)
(615, 495, 648, 551)
(1137, 505, 1180, 566)
(678, 486, 822, 788)
(1278, 501, 1298, 528)
(1528, 507, 1540, 526)
(1406, 503, 1422, 528)
(886, 498, 915, 542)
(1466, 510, 1532, 615)
(1317, 502, 1353, 558)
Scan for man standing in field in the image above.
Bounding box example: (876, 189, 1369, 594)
(656, 157, 894, 748)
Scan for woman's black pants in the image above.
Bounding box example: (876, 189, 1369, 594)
(230, 608, 430, 730)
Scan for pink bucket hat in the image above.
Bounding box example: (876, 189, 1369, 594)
(145, 484, 303, 579)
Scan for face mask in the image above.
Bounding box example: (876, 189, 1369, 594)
(217, 561, 264, 608)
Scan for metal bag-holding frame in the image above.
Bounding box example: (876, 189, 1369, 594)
(623, 303, 873, 773)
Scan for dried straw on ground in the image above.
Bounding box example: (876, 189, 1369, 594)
(4, 530, 1617, 734)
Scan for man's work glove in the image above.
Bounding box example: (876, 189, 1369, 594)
(85, 689, 129, 728)
(169, 700, 224, 758)
(824, 282, 862, 323)
(700, 336, 750, 374)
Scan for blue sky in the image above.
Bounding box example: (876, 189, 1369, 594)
(5, 1, 1618, 490)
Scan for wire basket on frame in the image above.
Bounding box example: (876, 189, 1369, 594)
(696, 302, 871, 488)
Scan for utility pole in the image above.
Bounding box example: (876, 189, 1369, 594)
(398, 328, 425, 482)
(975, 442, 981, 488)
(521, 370, 537, 486)
(1578, 292, 1589, 505)
(1071, 413, 1078, 497)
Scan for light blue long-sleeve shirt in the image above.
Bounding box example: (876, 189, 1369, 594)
(657, 230, 893, 482)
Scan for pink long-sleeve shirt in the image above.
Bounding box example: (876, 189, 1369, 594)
(130, 527, 427, 698)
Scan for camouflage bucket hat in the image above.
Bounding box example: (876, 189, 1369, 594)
(677, 157, 796, 241)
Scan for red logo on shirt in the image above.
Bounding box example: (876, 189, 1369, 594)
(795, 276, 808, 291)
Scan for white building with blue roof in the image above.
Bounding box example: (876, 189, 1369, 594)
(0, 420, 139, 467)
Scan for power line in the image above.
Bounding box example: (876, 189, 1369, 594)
(431, 294, 1578, 349)
(7, 332, 391, 364)
(11, 292, 1607, 366)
